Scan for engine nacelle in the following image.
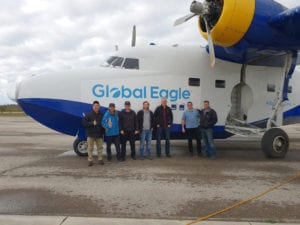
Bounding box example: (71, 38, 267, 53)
(197, 0, 300, 50)
(198, 0, 255, 47)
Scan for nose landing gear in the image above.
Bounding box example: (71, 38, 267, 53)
(73, 138, 88, 156)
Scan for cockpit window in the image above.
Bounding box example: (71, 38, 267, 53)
(123, 58, 139, 69)
(111, 57, 124, 67)
(103, 56, 139, 70)
(106, 56, 117, 65)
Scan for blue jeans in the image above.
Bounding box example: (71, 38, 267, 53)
(201, 128, 216, 157)
(140, 130, 152, 157)
(156, 127, 171, 156)
(105, 135, 121, 160)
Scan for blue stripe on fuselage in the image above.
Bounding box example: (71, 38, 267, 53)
(18, 98, 300, 140)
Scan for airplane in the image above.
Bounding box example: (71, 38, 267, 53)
(8, 0, 300, 158)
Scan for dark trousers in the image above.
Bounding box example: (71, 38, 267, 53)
(106, 135, 121, 160)
(156, 127, 171, 156)
(121, 131, 136, 159)
(186, 127, 202, 155)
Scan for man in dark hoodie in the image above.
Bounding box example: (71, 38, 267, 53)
(119, 101, 139, 160)
(154, 98, 173, 158)
(200, 100, 218, 159)
(82, 100, 104, 166)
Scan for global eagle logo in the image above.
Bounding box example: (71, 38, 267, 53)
(92, 84, 191, 102)
(110, 87, 121, 98)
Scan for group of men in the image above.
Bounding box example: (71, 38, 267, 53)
(82, 98, 218, 166)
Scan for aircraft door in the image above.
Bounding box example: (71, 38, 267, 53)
(226, 65, 254, 130)
(228, 82, 253, 123)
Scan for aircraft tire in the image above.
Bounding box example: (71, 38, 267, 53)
(73, 138, 88, 157)
(261, 128, 289, 158)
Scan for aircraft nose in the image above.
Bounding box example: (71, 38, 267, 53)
(7, 77, 23, 102)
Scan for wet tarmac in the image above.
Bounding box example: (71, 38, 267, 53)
(0, 117, 299, 223)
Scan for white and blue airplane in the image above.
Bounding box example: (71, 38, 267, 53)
(8, 0, 300, 158)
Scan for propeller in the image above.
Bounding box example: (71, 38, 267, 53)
(174, 0, 216, 67)
(174, 1, 204, 26)
(203, 17, 216, 67)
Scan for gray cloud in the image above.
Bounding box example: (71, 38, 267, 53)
(0, 0, 298, 104)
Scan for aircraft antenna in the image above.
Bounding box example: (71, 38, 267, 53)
(131, 25, 136, 47)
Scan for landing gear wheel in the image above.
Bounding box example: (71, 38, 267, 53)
(73, 138, 88, 156)
(261, 128, 289, 158)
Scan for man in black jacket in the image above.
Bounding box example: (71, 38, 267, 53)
(137, 101, 154, 160)
(154, 98, 173, 158)
(119, 101, 139, 160)
(200, 100, 218, 159)
(82, 101, 104, 166)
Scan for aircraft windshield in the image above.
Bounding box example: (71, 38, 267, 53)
(103, 56, 139, 70)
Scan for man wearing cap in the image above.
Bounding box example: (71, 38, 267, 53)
(82, 100, 105, 166)
(102, 103, 121, 162)
(154, 98, 173, 158)
(119, 101, 139, 160)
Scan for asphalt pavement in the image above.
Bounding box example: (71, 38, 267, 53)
(0, 117, 299, 224)
(0, 215, 300, 225)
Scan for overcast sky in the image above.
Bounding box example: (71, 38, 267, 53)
(0, 0, 299, 105)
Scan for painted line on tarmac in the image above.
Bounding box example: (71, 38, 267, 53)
(186, 171, 300, 225)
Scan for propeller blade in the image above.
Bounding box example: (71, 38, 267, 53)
(131, 25, 136, 47)
(174, 13, 196, 26)
(203, 17, 216, 67)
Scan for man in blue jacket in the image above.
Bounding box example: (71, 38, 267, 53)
(102, 103, 121, 162)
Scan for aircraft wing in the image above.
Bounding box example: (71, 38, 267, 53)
(269, 6, 300, 40)
(177, 1, 300, 67)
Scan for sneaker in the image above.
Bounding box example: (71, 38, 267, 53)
(131, 156, 136, 160)
(88, 161, 94, 167)
(98, 160, 104, 165)
(146, 156, 153, 160)
(157, 154, 161, 158)
(107, 158, 112, 163)
(139, 157, 144, 160)
(166, 155, 172, 158)
(209, 156, 217, 160)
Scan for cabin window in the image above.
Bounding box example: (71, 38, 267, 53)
(267, 84, 276, 92)
(123, 58, 139, 69)
(288, 86, 292, 93)
(111, 57, 124, 67)
(215, 80, 226, 88)
(188, 78, 200, 86)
